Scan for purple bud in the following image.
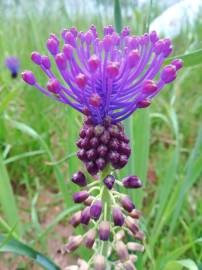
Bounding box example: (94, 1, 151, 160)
(47, 38, 58, 55)
(113, 207, 124, 226)
(171, 59, 184, 71)
(71, 171, 87, 187)
(103, 175, 115, 190)
(143, 80, 157, 94)
(98, 221, 110, 241)
(161, 64, 176, 83)
(90, 200, 102, 220)
(127, 242, 144, 252)
(75, 73, 87, 89)
(88, 55, 100, 72)
(108, 125, 119, 137)
(84, 229, 96, 249)
(85, 126, 94, 138)
(150, 30, 159, 43)
(63, 44, 74, 60)
(129, 209, 142, 219)
(118, 155, 128, 168)
(65, 235, 83, 253)
(122, 176, 142, 189)
(64, 31, 76, 46)
(47, 79, 61, 94)
(97, 145, 108, 157)
(95, 158, 106, 170)
(22, 71, 36, 85)
(137, 98, 151, 108)
(79, 128, 86, 138)
(31, 52, 41, 65)
(120, 142, 131, 157)
(80, 206, 91, 225)
(73, 191, 89, 203)
(69, 211, 81, 227)
(41, 55, 51, 69)
(55, 53, 67, 70)
(127, 49, 140, 68)
(80, 138, 90, 150)
(121, 196, 135, 212)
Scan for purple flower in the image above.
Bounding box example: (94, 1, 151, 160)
(5, 56, 20, 78)
(90, 200, 103, 220)
(22, 25, 183, 125)
(122, 175, 142, 189)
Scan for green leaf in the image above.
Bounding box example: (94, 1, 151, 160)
(166, 49, 202, 68)
(0, 152, 21, 236)
(114, 0, 122, 33)
(163, 259, 199, 270)
(0, 235, 61, 270)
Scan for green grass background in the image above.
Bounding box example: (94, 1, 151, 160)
(0, 0, 202, 269)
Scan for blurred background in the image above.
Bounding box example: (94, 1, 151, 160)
(0, 0, 202, 269)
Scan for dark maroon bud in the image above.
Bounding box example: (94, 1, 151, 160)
(76, 138, 83, 148)
(80, 206, 91, 225)
(108, 125, 119, 137)
(69, 211, 81, 227)
(122, 135, 130, 143)
(97, 144, 108, 157)
(122, 176, 142, 189)
(98, 221, 110, 241)
(85, 161, 99, 175)
(73, 191, 89, 203)
(108, 151, 120, 163)
(65, 235, 83, 253)
(119, 155, 128, 168)
(85, 126, 94, 138)
(125, 217, 139, 234)
(100, 130, 110, 144)
(109, 138, 119, 150)
(104, 116, 112, 127)
(113, 207, 124, 226)
(77, 149, 87, 161)
(79, 128, 86, 138)
(80, 138, 90, 149)
(86, 149, 97, 161)
(103, 175, 115, 190)
(84, 228, 96, 249)
(121, 196, 135, 212)
(85, 116, 93, 125)
(71, 171, 87, 187)
(90, 137, 99, 148)
(94, 124, 105, 136)
(96, 158, 106, 170)
(83, 107, 90, 116)
(120, 142, 131, 157)
(90, 200, 103, 220)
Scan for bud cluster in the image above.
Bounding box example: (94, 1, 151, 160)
(77, 118, 131, 175)
(64, 169, 144, 269)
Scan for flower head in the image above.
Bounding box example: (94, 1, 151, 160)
(22, 25, 183, 125)
(5, 56, 20, 78)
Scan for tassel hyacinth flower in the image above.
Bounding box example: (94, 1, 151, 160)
(22, 25, 183, 269)
(5, 56, 20, 78)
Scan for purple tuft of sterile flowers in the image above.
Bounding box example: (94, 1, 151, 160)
(5, 56, 20, 78)
(22, 25, 183, 125)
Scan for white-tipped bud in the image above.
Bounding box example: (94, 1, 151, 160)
(129, 209, 142, 219)
(84, 196, 94, 206)
(78, 259, 89, 270)
(115, 241, 129, 262)
(127, 242, 145, 253)
(135, 231, 145, 241)
(94, 255, 106, 270)
(129, 255, 138, 263)
(123, 260, 137, 270)
(116, 230, 125, 241)
(65, 235, 83, 253)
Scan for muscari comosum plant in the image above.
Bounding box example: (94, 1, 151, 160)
(22, 25, 183, 270)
